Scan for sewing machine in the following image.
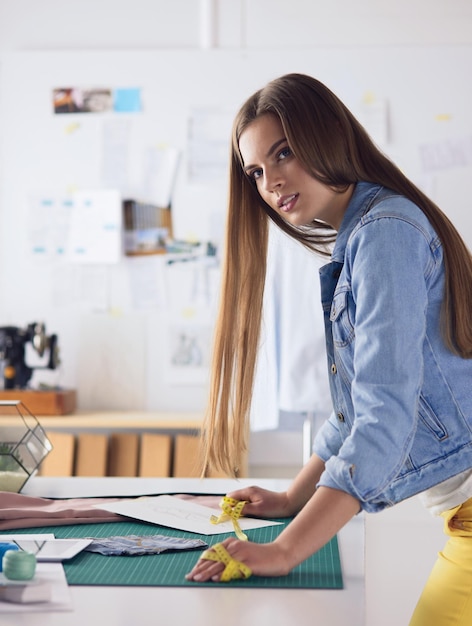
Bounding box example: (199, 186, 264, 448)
(0, 322, 59, 390)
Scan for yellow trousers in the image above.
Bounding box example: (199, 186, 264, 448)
(409, 497, 472, 626)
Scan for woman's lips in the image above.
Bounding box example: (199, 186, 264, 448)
(277, 193, 299, 212)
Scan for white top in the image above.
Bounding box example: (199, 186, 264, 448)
(250, 224, 332, 430)
(420, 468, 472, 515)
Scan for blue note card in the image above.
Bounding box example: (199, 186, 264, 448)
(114, 88, 142, 113)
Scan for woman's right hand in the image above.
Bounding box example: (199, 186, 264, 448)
(225, 486, 293, 518)
(228, 454, 326, 520)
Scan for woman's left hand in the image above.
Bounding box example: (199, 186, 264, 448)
(185, 537, 291, 582)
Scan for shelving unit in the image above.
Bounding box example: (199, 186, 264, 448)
(0, 411, 230, 478)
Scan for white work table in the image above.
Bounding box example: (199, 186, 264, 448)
(3, 477, 365, 626)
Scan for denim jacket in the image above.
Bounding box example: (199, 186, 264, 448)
(313, 182, 472, 513)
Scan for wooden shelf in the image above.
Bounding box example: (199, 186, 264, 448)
(0, 410, 202, 431)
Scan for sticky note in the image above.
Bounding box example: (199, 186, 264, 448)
(113, 88, 142, 113)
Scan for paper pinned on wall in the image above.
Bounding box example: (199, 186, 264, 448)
(51, 264, 109, 312)
(28, 189, 121, 270)
(187, 107, 234, 182)
(28, 193, 79, 260)
(77, 312, 146, 410)
(101, 118, 131, 188)
(359, 92, 389, 146)
(419, 135, 472, 172)
(128, 255, 167, 310)
(67, 189, 122, 264)
(165, 319, 213, 386)
(143, 145, 180, 208)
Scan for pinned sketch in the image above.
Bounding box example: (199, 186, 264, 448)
(28, 190, 121, 265)
(128, 256, 167, 310)
(51, 264, 110, 311)
(187, 107, 234, 182)
(66, 189, 122, 264)
(419, 135, 472, 172)
(165, 322, 213, 386)
(102, 118, 131, 188)
(171, 328, 205, 367)
(165, 253, 220, 309)
(143, 145, 180, 208)
(359, 92, 389, 146)
(28, 193, 73, 259)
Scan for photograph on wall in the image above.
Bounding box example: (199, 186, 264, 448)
(53, 88, 113, 113)
(53, 87, 142, 114)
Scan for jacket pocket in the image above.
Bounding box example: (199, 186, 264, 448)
(417, 394, 448, 441)
(406, 395, 449, 470)
(330, 289, 355, 348)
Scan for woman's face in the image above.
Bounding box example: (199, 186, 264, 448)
(238, 113, 352, 231)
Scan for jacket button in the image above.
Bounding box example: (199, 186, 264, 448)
(331, 363, 337, 374)
(337, 412, 345, 422)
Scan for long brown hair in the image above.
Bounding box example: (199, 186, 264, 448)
(200, 73, 472, 476)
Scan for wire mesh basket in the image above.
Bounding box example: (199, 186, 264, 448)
(0, 401, 53, 492)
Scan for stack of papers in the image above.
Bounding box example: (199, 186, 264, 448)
(0, 534, 73, 614)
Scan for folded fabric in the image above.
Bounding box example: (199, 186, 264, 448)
(0, 492, 124, 530)
(85, 534, 207, 555)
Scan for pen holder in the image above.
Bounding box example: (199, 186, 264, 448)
(0, 400, 53, 493)
(2, 549, 37, 580)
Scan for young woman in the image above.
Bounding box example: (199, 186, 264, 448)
(185, 73, 472, 625)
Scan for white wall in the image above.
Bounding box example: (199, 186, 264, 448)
(1, 0, 472, 51)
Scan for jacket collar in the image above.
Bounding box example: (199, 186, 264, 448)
(331, 182, 383, 263)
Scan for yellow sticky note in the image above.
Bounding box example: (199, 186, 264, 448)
(434, 113, 452, 122)
(362, 91, 376, 105)
(65, 122, 81, 134)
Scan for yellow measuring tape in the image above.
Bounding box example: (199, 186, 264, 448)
(200, 543, 252, 582)
(210, 496, 248, 541)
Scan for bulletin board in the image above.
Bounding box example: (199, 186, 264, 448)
(0, 47, 471, 410)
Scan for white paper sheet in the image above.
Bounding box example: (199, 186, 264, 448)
(67, 189, 122, 264)
(95, 495, 283, 535)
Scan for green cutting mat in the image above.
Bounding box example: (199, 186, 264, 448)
(5, 520, 342, 589)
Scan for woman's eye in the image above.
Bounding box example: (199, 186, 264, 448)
(278, 147, 291, 161)
(248, 168, 262, 182)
